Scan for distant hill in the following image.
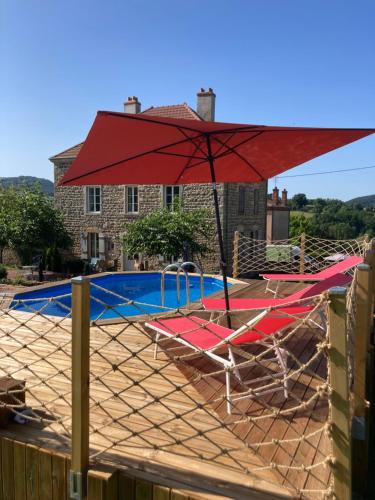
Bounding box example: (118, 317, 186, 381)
(346, 194, 375, 208)
(0, 176, 54, 196)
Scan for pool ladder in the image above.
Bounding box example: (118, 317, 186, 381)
(161, 262, 204, 308)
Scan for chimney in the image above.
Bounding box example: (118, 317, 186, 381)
(124, 96, 141, 114)
(197, 88, 216, 121)
(281, 189, 288, 206)
(272, 187, 279, 204)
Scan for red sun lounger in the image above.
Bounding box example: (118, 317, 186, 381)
(202, 272, 352, 311)
(261, 255, 362, 296)
(145, 305, 313, 414)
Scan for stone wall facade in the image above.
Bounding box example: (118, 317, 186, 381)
(53, 159, 267, 275)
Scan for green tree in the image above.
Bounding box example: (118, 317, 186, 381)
(0, 186, 72, 269)
(0, 187, 15, 263)
(289, 213, 311, 238)
(123, 205, 214, 262)
(290, 193, 308, 211)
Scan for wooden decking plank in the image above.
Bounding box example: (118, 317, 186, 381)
(87, 470, 105, 500)
(135, 479, 152, 500)
(153, 484, 170, 500)
(25, 444, 40, 500)
(118, 473, 135, 499)
(13, 441, 27, 500)
(282, 345, 329, 489)
(39, 448, 53, 499)
(65, 456, 71, 500)
(1, 437, 14, 500)
(0, 435, 2, 500)
(170, 492, 189, 500)
(51, 452, 68, 500)
(195, 327, 317, 486)
(271, 341, 328, 491)
(261, 330, 326, 488)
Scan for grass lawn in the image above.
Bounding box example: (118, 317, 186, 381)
(291, 210, 314, 218)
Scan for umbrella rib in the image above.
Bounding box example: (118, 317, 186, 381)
(62, 136, 205, 184)
(176, 127, 209, 158)
(172, 130, 211, 183)
(173, 140, 206, 184)
(210, 131, 237, 157)
(153, 150, 206, 161)
(173, 131, 268, 182)
(169, 133, 267, 181)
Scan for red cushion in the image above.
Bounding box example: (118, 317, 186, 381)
(147, 306, 313, 349)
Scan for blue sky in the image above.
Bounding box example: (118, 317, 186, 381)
(1, 0, 374, 200)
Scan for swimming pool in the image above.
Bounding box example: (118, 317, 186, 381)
(12, 272, 230, 320)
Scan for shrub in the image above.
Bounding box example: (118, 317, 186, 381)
(45, 245, 62, 272)
(0, 264, 7, 280)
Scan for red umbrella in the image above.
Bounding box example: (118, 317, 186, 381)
(61, 111, 374, 322)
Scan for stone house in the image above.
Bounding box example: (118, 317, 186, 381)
(50, 89, 267, 274)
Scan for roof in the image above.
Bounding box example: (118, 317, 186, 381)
(142, 103, 202, 121)
(49, 142, 84, 161)
(51, 103, 202, 161)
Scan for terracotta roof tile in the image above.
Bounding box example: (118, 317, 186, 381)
(51, 103, 202, 161)
(50, 142, 84, 160)
(142, 103, 202, 121)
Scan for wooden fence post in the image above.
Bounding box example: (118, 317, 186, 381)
(327, 286, 351, 500)
(352, 264, 371, 493)
(70, 276, 90, 500)
(365, 239, 375, 315)
(299, 233, 305, 274)
(232, 231, 240, 278)
(353, 264, 371, 412)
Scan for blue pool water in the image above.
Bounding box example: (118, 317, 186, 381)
(12, 272, 230, 320)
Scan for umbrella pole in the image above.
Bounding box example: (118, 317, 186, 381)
(206, 136, 232, 329)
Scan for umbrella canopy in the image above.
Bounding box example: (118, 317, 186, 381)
(60, 111, 374, 326)
(60, 111, 374, 186)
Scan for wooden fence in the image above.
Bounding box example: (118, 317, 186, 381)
(0, 436, 225, 500)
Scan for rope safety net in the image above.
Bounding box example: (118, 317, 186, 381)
(233, 233, 367, 277)
(0, 263, 367, 499)
(0, 291, 72, 445)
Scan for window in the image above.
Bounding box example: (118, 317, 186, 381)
(238, 186, 245, 215)
(253, 189, 259, 215)
(164, 186, 181, 211)
(126, 186, 139, 213)
(88, 232, 99, 259)
(86, 187, 101, 213)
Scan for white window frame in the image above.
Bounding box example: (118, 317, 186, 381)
(164, 185, 182, 211)
(125, 185, 139, 214)
(86, 186, 102, 214)
(87, 232, 100, 259)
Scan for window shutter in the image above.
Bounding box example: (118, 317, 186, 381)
(99, 233, 106, 260)
(81, 232, 88, 259)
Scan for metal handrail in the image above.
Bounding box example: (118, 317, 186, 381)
(180, 262, 204, 303)
(161, 261, 204, 307)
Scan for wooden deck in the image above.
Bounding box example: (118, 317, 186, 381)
(0, 279, 331, 499)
